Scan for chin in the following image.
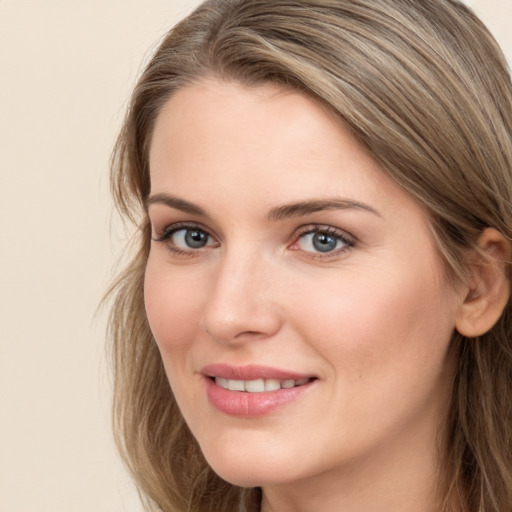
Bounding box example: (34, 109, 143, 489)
(209, 462, 295, 488)
(199, 436, 310, 488)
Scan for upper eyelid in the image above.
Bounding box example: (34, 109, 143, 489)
(291, 225, 356, 260)
(152, 224, 219, 254)
(152, 221, 217, 239)
(151, 221, 357, 246)
(293, 223, 357, 242)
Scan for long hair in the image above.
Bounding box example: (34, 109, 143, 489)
(108, 1, 512, 510)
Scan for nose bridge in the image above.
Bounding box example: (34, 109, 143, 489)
(201, 242, 281, 343)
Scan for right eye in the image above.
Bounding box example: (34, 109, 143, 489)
(171, 228, 213, 249)
(153, 224, 218, 254)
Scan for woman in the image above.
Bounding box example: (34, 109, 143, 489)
(108, 0, 512, 510)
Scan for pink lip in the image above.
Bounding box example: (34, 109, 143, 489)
(201, 364, 317, 417)
(201, 363, 311, 381)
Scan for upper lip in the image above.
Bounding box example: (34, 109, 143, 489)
(201, 363, 314, 381)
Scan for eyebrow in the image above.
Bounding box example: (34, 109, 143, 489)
(267, 198, 381, 221)
(146, 193, 209, 217)
(146, 193, 380, 220)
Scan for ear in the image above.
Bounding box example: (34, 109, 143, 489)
(456, 228, 511, 337)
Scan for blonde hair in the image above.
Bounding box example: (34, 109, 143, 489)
(108, 1, 512, 510)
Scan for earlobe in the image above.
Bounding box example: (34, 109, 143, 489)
(455, 228, 511, 338)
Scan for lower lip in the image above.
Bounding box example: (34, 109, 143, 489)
(205, 378, 315, 417)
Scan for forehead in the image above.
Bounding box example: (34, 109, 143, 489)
(149, 80, 345, 168)
(148, 78, 421, 223)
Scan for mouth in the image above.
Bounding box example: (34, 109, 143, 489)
(210, 376, 315, 393)
(201, 364, 318, 417)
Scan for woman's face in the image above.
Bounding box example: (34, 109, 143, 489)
(145, 79, 463, 490)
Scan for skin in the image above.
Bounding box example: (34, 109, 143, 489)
(144, 79, 467, 512)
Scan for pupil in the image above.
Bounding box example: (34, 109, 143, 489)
(185, 230, 207, 248)
(313, 232, 337, 252)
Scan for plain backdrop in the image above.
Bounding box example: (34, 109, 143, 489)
(0, 1, 510, 511)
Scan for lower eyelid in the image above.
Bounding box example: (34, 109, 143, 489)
(152, 226, 221, 257)
(152, 223, 353, 257)
(289, 227, 355, 257)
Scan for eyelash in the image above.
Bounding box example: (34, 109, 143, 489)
(152, 222, 218, 257)
(152, 222, 356, 260)
(290, 225, 355, 260)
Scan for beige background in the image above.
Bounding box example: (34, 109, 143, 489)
(0, 1, 510, 511)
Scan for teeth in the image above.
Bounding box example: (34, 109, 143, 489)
(265, 378, 281, 391)
(227, 379, 245, 391)
(214, 377, 312, 392)
(245, 379, 265, 392)
(216, 377, 228, 389)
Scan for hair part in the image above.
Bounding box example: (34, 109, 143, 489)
(108, 1, 512, 510)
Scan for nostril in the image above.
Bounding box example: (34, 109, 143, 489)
(234, 330, 268, 339)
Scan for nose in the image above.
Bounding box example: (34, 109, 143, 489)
(200, 249, 283, 344)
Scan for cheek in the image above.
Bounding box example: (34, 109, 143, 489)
(282, 263, 458, 457)
(143, 257, 203, 357)
(287, 260, 457, 382)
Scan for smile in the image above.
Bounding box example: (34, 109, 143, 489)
(202, 364, 317, 417)
(214, 377, 313, 393)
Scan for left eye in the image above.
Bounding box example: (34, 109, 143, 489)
(296, 230, 350, 253)
(171, 228, 215, 249)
